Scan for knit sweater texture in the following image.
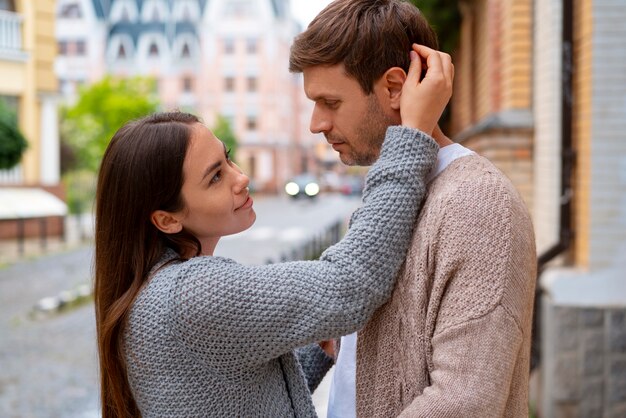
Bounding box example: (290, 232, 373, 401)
(355, 154, 537, 417)
(122, 126, 438, 417)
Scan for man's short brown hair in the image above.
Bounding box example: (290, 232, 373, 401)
(289, 0, 439, 94)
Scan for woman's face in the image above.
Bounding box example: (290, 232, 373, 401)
(176, 123, 256, 254)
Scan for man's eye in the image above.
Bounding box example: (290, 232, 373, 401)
(325, 101, 339, 108)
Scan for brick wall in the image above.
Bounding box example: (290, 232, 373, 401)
(451, 0, 534, 213)
(573, 0, 594, 269)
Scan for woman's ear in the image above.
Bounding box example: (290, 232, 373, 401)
(150, 210, 183, 234)
(382, 67, 407, 111)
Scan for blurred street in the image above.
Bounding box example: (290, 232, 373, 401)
(0, 194, 359, 417)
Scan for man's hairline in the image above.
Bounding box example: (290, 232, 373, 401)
(298, 63, 398, 97)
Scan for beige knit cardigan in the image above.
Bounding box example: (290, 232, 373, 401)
(355, 155, 537, 417)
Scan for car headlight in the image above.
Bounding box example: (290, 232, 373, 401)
(285, 182, 300, 196)
(305, 182, 320, 196)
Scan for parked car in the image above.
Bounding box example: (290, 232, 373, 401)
(339, 175, 365, 196)
(284, 174, 320, 199)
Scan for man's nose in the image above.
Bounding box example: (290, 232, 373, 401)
(310, 105, 331, 134)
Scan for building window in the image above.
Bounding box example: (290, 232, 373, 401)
(58, 41, 68, 56)
(223, 39, 235, 54)
(247, 77, 257, 92)
(246, 38, 257, 54)
(0, 0, 16, 12)
(148, 42, 159, 57)
(224, 77, 235, 92)
(224, 0, 255, 18)
(246, 116, 257, 131)
(76, 40, 86, 56)
(59, 3, 82, 18)
(117, 44, 127, 59)
(182, 77, 193, 93)
(121, 6, 130, 22)
(181, 43, 191, 59)
(151, 7, 160, 22)
(182, 5, 192, 21)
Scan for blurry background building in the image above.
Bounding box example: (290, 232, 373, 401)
(0, 0, 66, 240)
(54, 0, 330, 193)
(450, 0, 626, 416)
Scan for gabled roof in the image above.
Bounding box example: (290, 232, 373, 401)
(93, 0, 210, 19)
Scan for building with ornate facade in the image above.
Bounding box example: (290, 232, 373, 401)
(55, 0, 323, 192)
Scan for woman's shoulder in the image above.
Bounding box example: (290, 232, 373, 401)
(152, 249, 236, 278)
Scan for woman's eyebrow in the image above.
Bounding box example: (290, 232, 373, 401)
(201, 160, 222, 183)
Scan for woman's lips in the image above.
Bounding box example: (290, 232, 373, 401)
(237, 196, 253, 210)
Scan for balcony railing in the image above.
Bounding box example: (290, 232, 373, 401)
(0, 10, 27, 61)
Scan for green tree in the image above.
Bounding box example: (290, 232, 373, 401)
(61, 76, 159, 171)
(410, 0, 461, 54)
(211, 115, 238, 162)
(0, 98, 28, 170)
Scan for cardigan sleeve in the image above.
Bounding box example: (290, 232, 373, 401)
(398, 308, 525, 418)
(295, 344, 334, 393)
(398, 169, 536, 418)
(168, 127, 438, 378)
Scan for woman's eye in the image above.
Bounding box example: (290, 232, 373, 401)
(210, 170, 222, 185)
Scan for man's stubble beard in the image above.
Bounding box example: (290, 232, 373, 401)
(341, 95, 395, 166)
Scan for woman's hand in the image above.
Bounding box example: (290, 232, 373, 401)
(400, 44, 454, 136)
(319, 340, 336, 358)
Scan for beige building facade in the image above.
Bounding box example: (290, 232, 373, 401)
(0, 0, 64, 239)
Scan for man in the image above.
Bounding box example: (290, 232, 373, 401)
(289, 0, 537, 417)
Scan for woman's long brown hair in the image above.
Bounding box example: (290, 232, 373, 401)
(94, 112, 202, 417)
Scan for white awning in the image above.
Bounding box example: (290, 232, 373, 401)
(0, 187, 68, 220)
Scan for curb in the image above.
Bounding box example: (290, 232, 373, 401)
(31, 283, 93, 319)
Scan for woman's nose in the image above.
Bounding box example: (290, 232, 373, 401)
(231, 163, 249, 192)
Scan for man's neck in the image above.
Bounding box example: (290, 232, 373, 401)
(432, 125, 454, 148)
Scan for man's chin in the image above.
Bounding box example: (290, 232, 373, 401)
(338, 152, 358, 166)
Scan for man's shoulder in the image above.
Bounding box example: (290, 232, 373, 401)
(426, 153, 527, 212)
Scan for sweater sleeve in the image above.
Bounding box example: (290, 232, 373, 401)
(168, 126, 438, 377)
(399, 170, 536, 418)
(295, 344, 334, 393)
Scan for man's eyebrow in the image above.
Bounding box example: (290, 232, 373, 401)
(309, 93, 338, 102)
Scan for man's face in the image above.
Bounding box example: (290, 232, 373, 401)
(303, 65, 396, 166)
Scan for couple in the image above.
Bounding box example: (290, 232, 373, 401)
(94, 0, 536, 417)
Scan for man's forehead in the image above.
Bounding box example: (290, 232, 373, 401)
(303, 64, 358, 99)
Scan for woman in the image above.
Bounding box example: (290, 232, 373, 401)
(95, 45, 452, 417)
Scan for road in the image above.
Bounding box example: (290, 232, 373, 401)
(0, 194, 360, 417)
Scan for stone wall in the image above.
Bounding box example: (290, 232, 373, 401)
(541, 269, 626, 418)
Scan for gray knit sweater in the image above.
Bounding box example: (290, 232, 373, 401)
(123, 126, 438, 417)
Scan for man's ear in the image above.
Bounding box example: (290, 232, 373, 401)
(382, 67, 407, 111)
(150, 210, 183, 234)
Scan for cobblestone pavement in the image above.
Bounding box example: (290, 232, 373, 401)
(0, 247, 99, 418)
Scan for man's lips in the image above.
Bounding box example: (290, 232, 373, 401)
(327, 139, 345, 149)
(236, 195, 253, 211)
